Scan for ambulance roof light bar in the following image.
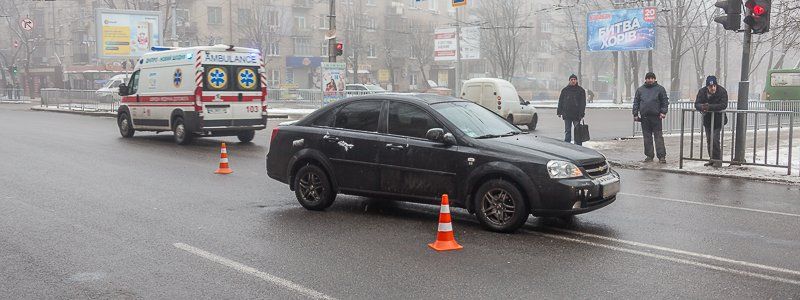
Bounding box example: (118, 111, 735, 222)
(150, 46, 176, 52)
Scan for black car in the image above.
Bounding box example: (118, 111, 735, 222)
(266, 94, 619, 232)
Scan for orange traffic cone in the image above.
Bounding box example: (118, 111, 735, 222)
(214, 143, 233, 174)
(428, 194, 463, 251)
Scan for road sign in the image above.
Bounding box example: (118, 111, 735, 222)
(20, 18, 33, 31)
(453, 0, 466, 7)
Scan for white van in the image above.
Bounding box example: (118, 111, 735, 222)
(96, 74, 130, 102)
(461, 78, 538, 130)
(117, 45, 267, 144)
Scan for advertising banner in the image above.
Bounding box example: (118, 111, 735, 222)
(587, 7, 657, 52)
(321, 62, 346, 104)
(96, 9, 161, 59)
(434, 28, 457, 61)
(460, 26, 480, 60)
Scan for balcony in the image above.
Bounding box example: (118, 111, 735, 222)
(292, 0, 312, 9)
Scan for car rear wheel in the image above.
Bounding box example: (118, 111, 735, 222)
(173, 116, 193, 145)
(237, 130, 255, 143)
(528, 113, 538, 131)
(118, 112, 135, 138)
(475, 179, 529, 233)
(294, 164, 336, 211)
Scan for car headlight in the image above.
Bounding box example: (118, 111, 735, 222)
(547, 160, 583, 179)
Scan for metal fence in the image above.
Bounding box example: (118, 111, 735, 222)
(266, 89, 387, 108)
(0, 88, 27, 101)
(634, 100, 800, 136)
(40, 88, 120, 112)
(679, 109, 796, 175)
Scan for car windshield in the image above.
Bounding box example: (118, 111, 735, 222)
(432, 101, 522, 139)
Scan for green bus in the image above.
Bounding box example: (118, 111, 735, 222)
(764, 69, 800, 100)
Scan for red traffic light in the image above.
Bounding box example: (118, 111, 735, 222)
(336, 43, 343, 51)
(753, 5, 765, 15)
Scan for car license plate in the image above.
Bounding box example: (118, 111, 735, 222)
(598, 174, 620, 199)
(207, 107, 228, 114)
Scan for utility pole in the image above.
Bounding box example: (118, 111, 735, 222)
(171, 0, 178, 47)
(228, 0, 233, 44)
(455, 7, 462, 97)
(734, 24, 752, 163)
(328, 0, 336, 63)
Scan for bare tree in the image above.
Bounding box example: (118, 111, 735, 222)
(408, 19, 434, 90)
(477, 0, 528, 80)
(0, 0, 42, 96)
(659, 0, 707, 99)
(238, 1, 287, 66)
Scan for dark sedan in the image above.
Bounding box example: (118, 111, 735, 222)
(267, 94, 619, 232)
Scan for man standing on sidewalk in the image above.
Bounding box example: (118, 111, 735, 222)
(694, 76, 728, 168)
(633, 72, 669, 163)
(557, 74, 587, 145)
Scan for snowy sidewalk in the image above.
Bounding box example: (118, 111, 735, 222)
(534, 100, 632, 109)
(30, 105, 301, 119)
(584, 129, 800, 184)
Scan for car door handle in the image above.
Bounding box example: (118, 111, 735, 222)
(322, 135, 340, 142)
(385, 143, 406, 151)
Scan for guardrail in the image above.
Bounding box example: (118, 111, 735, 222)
(0, 88, 27, 101)
(679, 109, 796, 175)
(40, 88, 120, 112)
(266, 89, 386, 108)
(634, 100, 800, 136)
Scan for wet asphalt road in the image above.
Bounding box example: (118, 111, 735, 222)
(1, 103, 799, 299)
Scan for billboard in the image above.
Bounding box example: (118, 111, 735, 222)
(587, 7, 657, 52)
(321, 62, 346, 104)
(434, 28, 457, 61)
(96, 9, 161, 59)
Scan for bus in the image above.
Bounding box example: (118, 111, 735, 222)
(764, 69, 800, 100)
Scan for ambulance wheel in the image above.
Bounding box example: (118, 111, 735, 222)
(172, 116, 193, 145)
(237, 130, 255, 143)
(118, 112, 135, 138)
(294, 164, 335, 211)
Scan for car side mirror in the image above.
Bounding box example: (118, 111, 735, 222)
(442, 133, 456, 146)
(524, 100, 531, 105)
(426, 128, 445, 142)
(118, 84, 128, 96)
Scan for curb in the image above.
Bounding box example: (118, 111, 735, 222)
(30, 106, 291, 119)
(609, 160, 800, 186)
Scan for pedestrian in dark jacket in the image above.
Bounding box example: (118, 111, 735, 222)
(633, 72, 669, 163)
(695, 75, 728, 168)
(557, 74, 587, 145)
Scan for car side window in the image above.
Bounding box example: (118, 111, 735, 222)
(387, 102, 441, 139)
(311, 108, 337, 127)
(128, 71, 140, 94)
(334, 101, 381, 132)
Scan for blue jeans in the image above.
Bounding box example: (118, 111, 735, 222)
(564, 119, 582, 145)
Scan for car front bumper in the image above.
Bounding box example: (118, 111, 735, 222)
(532, 170, 620, 217)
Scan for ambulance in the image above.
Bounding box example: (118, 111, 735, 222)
(117, 45, 268, 144)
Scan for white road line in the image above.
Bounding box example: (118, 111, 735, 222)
(173, 243, 336, 300)
(526, 231, 800, 286)
(619, 192, 800, 218)
(545, 227, 800, 277)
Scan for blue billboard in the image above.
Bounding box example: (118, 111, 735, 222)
(587, 7, 657, 52)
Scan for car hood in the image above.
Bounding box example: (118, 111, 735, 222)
(481, 134, 604, 165)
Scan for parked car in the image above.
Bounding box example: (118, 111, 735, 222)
(266, 94, 619, 232)
(96, 74, 129, 103)
(461, 78, 539, 130)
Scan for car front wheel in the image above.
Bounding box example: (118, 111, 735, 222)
(475, 179, 529, 233)
(294, 164, 336, 211)
(528, 113, 538, 131)
(118, 112, 135, 138)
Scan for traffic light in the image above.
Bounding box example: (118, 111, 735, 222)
(335, 43, 343, 56)
(11, 66, 17, 75)
(714, 0, 742, 31)
(744, 0, 770, 34)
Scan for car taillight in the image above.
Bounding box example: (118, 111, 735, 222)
(271, 127, 279, 142)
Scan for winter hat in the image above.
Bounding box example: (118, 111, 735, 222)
(569, 74, 577, 80)
(645, 72, 656, 79)
(706, 75, 718, 87)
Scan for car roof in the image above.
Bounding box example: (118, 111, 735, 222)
(464, 78, 512, 85)
(342, 93, 467, 105)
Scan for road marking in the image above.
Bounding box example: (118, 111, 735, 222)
(525, 230, 800, 286)
(545, 227, 800, 277)
(173, 243, 336, 300)
(619, 192, 800, 218)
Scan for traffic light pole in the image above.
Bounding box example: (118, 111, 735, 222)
(734, 25, 752, 163)
(328, 0, 336, 63)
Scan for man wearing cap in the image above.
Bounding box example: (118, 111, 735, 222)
(557, 74, 587, 145)
(633, 72, 669, 163)
(694, 76, 728, 168)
